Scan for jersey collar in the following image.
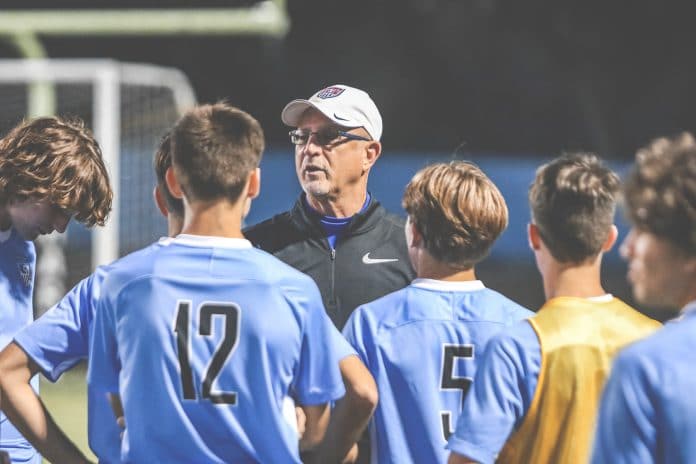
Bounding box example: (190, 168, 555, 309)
(411, 278, 485, 292)
(172, 234, 252, 249)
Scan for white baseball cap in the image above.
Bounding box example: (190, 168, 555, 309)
(281, 84, 383, 141)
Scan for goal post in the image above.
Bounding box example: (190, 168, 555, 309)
(0, 58, 197, 310)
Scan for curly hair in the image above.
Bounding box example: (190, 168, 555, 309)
(0, 116, 112, 227)
(529, 153, 620, 263)
(402, 161, 508, 269)
(625, 133, 696, 255)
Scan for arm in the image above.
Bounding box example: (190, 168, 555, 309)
(448, 453, 478, 464)
(0, 343, 93, 464)
(313, 355, 378, 464)
(299, 403, 331, 451)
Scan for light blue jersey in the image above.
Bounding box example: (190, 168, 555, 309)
(0, 228, 40, 464)
(592, 302, 696, 464)
(88, 235, 345, 463)
(343, 279, 533, 464)
(445, 319, 541, 463)
(14, 261, 130, 463)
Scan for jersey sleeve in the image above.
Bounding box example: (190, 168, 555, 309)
(591, 348, 657, 464)
(446, 321, 541, 464)
(86, 282, 121, 394)
(14, 272, 102, 382)
(329, 319, 357, 362)
(341, 305, 372, 368)
(291, 281, 346, 406)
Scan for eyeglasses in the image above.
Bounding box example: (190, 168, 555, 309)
(288, 127, 371, 146)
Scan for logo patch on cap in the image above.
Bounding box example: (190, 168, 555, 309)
(316, 86, 345, 99)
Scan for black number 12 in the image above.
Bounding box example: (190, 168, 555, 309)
(174, 301, 241, 404)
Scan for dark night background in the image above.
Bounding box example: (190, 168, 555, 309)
(1, 1, 688, 319)
(2, 0, 696, 158)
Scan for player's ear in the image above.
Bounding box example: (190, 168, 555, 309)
(406, 216, 422, 248)
(601, 224, 618, 252)
(246, 168, 260, 200)
(165, 167, 184, 199)
(153, 186, 169, 218)
(528, 223, 541, 251)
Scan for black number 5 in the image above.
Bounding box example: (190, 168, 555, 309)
(174, 301, 241, 404)
(440, 344, 474, 441)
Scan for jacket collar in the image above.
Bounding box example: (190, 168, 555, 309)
(290, 193, 385, 236)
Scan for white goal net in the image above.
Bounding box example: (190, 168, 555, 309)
(0, 59, 197, 312)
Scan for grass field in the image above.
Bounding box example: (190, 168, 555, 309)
(39, 362, 95, 463)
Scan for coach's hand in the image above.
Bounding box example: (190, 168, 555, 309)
(0, 451, 10, 464)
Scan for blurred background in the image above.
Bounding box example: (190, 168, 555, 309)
(0, 1, 690, 459)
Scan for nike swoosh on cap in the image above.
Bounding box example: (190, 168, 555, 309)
(362, 252, 399, 264)
(333, 113, 350, 121)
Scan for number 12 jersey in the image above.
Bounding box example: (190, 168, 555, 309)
(88, 235, 345, 463)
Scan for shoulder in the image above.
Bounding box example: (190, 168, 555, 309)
(485, 319, 540, 363)
(476, 288, 535, 320)
(100, 242, 165, 295)
(243, 210, 302, 252)
(350, 286, 412, 325)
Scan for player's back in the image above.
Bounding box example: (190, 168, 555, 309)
(89, 235, 344, 463)
(343, 279, 532, 464)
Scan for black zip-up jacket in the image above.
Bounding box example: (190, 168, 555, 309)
(244, 195, 415, 329)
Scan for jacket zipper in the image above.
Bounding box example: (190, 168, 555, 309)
(330, 247, 336, 304)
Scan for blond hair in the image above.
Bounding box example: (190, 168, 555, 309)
(402, 161, 508, 268)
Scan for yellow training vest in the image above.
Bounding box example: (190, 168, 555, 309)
(497, 297, 660, 464)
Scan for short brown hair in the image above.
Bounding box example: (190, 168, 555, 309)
(624, 133, 696, 255)
(171, 103, 264, 203)
(402, 161, 509, 269)
(153, 133, 184, 217)
(0, 116, 112, 227)
(529, 153, 620, 263)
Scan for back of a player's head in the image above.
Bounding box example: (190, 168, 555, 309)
(171, 103, 265, 203)
(0, 116, 112, 227)
(529, 152, 620, 263)
(402, 160, 508, 269)
(153, 133, 184, 218)
(625, 132, 696, 255)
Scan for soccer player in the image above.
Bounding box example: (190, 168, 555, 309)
(88, 103, 345, 462)
(342, 161, 532, 463)
(592, 133, 696, 463)
(0, 116, 112, 464)
(447, 153, 661, 464)
(0, 134, 179, 464)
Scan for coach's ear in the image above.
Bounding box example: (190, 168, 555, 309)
(362, 140, 381, 174)
(165, 167, 184, 199)
(528, 223, 541, 251)
(601, 224, 618, 252)
(153, 186, 169, 218)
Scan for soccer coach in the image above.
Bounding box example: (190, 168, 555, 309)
(245, 84, 414, 330)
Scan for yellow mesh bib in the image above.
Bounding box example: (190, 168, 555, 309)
(497, 297, 660, 464)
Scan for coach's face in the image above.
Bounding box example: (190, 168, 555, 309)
(294, 109, 377, 201)
(621, 228, 696, 309)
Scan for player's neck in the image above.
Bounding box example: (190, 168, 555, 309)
(542, 257, 607, 300)
(415, 253, 477, 282)
(180, 200, 244, 239)
(306, 189, 367, 218)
